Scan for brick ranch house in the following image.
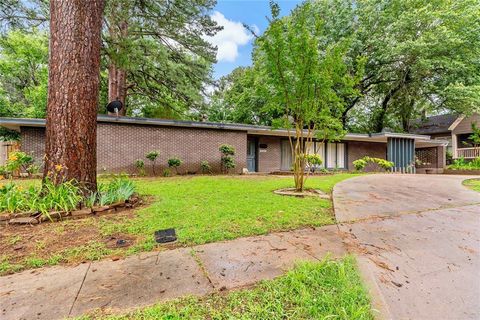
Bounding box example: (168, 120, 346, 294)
(0, 116, 447, 174)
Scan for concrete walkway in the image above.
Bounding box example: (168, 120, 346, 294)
(0, 226, 346, 320)
(334, 174, 480, 320)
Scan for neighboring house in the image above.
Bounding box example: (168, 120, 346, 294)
(411, 113, 480, 160)
(0, 116, 446, 174)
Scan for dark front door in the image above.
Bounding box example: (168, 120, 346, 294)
(247, 139, 257, 172)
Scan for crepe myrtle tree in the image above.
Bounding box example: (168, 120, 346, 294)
(252, 1, 359, 191)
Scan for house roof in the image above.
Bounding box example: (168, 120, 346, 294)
(410, 114, 459, 135)
(0, 116, 447, 146)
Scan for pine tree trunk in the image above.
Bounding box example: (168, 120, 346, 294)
(107, 64, 127, 116)
(107, 18, 128, 116)
(44, 0, 105, 193)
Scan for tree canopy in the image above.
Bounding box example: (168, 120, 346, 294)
(0, 0, 220, 120)
(208, 0, 480, 133)
(252, 1, 358, 190)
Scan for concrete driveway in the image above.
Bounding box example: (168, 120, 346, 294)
(334, 174, 480, 320)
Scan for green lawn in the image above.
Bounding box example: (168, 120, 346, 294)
(1, 173, 359, 274)
(118, 174, 357, 246)
(463, 178, 480, 192)
(78, 256, 373, 320)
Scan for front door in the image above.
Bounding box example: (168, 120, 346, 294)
(247, 139, 257, 172)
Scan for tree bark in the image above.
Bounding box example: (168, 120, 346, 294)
(107, 18, 128, 116)
(107, 63, 127, 116)
(44, 0, 105, 193)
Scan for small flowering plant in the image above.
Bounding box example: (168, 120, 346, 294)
(4, 151, 34, 178)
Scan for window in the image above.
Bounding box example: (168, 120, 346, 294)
(306, 141, 346, 169)
(457, 133, 475, 148)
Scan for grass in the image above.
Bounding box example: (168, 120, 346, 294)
(78, 256, 373, 320)
(0, 173, 359, 274)
(463, 178, 480, 192)
(114, 174, 357, 246)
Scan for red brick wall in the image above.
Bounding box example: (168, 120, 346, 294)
(256, 136, 282, 172)
(346, 141, 387, 171)
(21, 124, 248, 174)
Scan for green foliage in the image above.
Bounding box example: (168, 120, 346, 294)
(167, 157, 182, 174)
(79, 256, 372, 320)
(134, 159, 145, 176)
(97, 176, 135, 206)
(305, 154, 323, 166)
(145, 151, 159, 175)
(145, 151, 159, 162)
(447, 157, 480, 170)
(469, 123, 480, 147)
(305, 154, 323, 173)
(94, 176, 135, 206)
(26, 163, 40, 175)
(37, 178, 82, 217)
(348, 0, 480, 132)
(219, 144, 236, 173)
(207, 0, 480, 133)
(162, 168, 171, 177)
(200, 161, 211, 174)
(220, 155, 236, 173)
(250, 1, 355, 190)
(0, 29, 48, 140)
(219, 144, 235, 156)
(199, 67, 269, 125)
(463, 179, 480, 192)
(0, 178, 81, 216)
(353, 156, 394, 172)
(0, 176, 136, 216)
(0, 1, 219, 119)
(5, 151, 33, 174)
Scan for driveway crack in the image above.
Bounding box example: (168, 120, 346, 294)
(68, 262, 91, 317)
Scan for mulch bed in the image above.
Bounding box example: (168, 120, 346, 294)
(273, 188, 330, 199)
(0, 208, 140, 271)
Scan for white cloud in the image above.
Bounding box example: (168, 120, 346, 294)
(206, 11, 254, 62)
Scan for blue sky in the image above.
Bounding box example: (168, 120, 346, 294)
(208, 0, 302, 79)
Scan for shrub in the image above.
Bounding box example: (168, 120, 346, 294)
(135, 159, 145, 176)
(221, 156, 236, 172)
(167, 157, 182, 174)
(305, 154, 323, 173)
(162, 168, 171, 177)
(447, 157, 480, 170)
(26, 163, 40, 175)
(353, 156, 394, 172)
(145, 151, 159, 175)
(219, 144, 235, 156)
(219, 144, 236, 173)
(200, 161, 211, 174)
(0, 165, 8, 179)
(5, 151, 33, 176)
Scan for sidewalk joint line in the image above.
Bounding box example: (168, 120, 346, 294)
(68, 262, 91, 317)
(189, 248, 214, 288)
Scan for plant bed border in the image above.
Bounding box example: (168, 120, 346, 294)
(273, 188, 330, 199)
(0, 196, 142, 226)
